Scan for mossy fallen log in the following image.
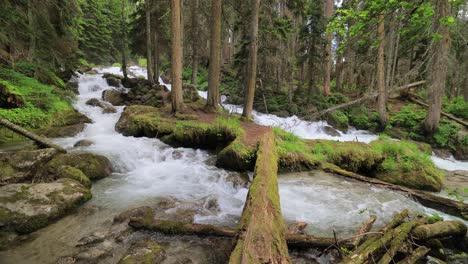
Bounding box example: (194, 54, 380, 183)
(411, 221, 467, 240)
(396, 246, 430, 264)
(128, 213, 354, 250)
(229, 131, 290, 264)
(342, 221, 419, 264)
(323, 165, 468, 220)
(0, 117, 66, 153)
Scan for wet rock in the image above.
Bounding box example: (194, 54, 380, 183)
(322, 126, 341, 137)
(55, 256, 76, 264)
(85, 98, 117, 113)
(433, 149, 452, 159)
(182, 83, 201, 102)
(122, 77, 147, 89)
(454, 130, 468, 161)
(55, 165, 92, 188)
(74, 139, 94, 147)
(75, 247, 112, 263)
(46, 153, 112, 181)
(0, 178, 91, 234)
(161, 73, 171, 84)
(105, 77, 121, 88)
(102, 89, 124, 106)
(172, 150, 184, 160)
(114, 206, 154, 224)
(0, 148, 58, 185)
(226, 172, 250, 188)
(288, 222, 308, 234)
(118, 240, 165, 264)
(77, 230, 110, 246)
(85, 69, 98, 75)
(203, 197, 220, 213)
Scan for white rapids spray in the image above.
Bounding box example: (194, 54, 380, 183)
(68, 66, 466, 236)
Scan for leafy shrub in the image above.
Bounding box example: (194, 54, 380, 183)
(14, 61, 36, 77)
(433, 120, 459, 149)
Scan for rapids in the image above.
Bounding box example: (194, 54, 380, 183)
(1, 66, 466, 263)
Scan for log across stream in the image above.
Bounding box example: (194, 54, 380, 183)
(1, 67, 467, 264)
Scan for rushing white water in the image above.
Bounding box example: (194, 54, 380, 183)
(64, 67, 465, 235)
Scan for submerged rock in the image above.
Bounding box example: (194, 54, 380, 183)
(0, 148, 58, 185)
(86, 98, 117, 113)
(105, 77, 121, 88)
(118, 240, 166, 264)
(74, 139, 94, 147)
(0, 178, 91, 234)
(102, 89, 124, 106)
(322, 126, 341, 137)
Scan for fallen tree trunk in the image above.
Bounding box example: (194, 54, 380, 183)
(411, 220, 467, 240)
(323, 164, 468, 221)
(0, 117, 67, 153)
(407, 96, 468, 128)
(305, 81, 426, 120)
(229, 131, 290, 263)
(396, 246, 430, 264)
(128, 217, 354, 250)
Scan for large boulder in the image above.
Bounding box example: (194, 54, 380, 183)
(0, 148, 58, 185)
(38, 110, 92, 138)
(37, 153, 113, 182)
(182, 83, 201, 102)
(86, 98, 117, 113)
(454, 130, 468, 161)
(0, 178, 91, 234)
(74, 139, 94, 147)
(105, 77, 121, 88)
(65, 80, 79, 94)
(102, 89, 124, 106)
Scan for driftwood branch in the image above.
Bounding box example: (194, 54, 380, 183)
(352, 215, 377, 248)
(305, 81, 426, 120)
(323, 164, 468, 221)
(0, 117, 66, 153)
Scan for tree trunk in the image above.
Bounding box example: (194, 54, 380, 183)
(323, 0, 334, 96)
(242, 0, 260, 120)
(0, 118, 67, 153)
(411, 220, 467, 240)
(152, 1, 159, 84)
(171, 0, 184, 112)
(191, 0, 199, 85)
(425, 0, 452, 134)
(145, 0, 155, 85)
(121, 0, 128, 80)
(206, 0, 222, 110)
(377, 13, 388, 128)
(229, 131, 290, 263)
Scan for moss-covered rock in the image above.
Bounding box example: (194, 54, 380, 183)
(118, 240, 166, 264)
(86, 98, 117, 113)
(0, 178, 91, 234)
(55, 165, 92, 188)
(37, 110, 92, 138)
(454, 130, 468, 161)
(38, 153, 113, 182)
(0, 148, 58, 185)
(102, 89, 124, 106)
(216, 139, 256, 171)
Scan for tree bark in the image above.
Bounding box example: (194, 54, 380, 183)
(191, 0, 199, 85)
(425, 0, 452, 134)
(352, 215, 377, 248)
(229, 131, 290, 263)
(396, 246, 430, 264)
(152, 0, 159, 84)
(171, 0, 184, 112)
(145, 0, 155, 85)
(206, 0, 222, 110)
(411, 221, 467, 240)
(242, 0, 260, 120)
(121, 0, 128, 80)
(377, 13, 388, 128)
(323, 0, 334, 96)
(0, 118, 66, 153)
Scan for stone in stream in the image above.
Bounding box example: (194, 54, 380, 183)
(322, 125, 341, 137)
(85, 98, 117, 114)
(38, 110, 92, 138)
(105, 76, 121, 88)
(102, 89, 124, 106)
(36, 153, 113, 182)
(0, 178, 91, 234)
(118, 240, 166, 264)
(74, 139, 94, 147)
(454, 130, 468, 160)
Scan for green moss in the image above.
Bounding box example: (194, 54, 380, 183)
(55, 165, 92, 188)
(119, 240, 165, 264)
(44, 153, 112, 181)
(0, 69, 73, 129)
(327, 110, 349, 132)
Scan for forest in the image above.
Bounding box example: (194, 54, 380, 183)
(0, 0, 468, 263)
